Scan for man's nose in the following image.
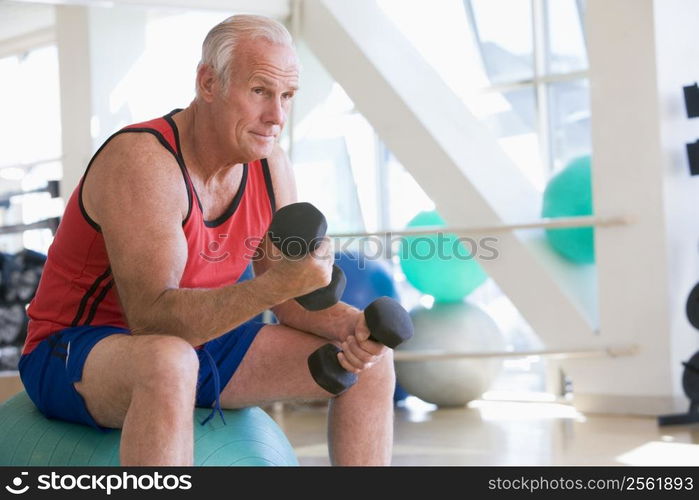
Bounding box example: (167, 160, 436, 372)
(264, 97, 285, 126)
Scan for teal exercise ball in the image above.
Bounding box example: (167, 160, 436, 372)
(398, 210, 487, 302)
(541, 155, 595, 264)
(0, 392, 298, 466)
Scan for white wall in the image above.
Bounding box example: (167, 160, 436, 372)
(563, 0, 699, 415)
(655, 0, 699, 408)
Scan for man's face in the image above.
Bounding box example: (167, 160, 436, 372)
(213, 39, 299, 162)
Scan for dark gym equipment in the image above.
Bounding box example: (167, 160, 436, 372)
(658, 351, 699, 426)
(0, 208, 54, 372)
(686, 140, 699, 176)
(267, 202, 346, 311)
(308, 296, 414, 395)
(0, 180, 60, 209)
(683, 82, 699, 119)
(0, 305, 27, 345)
(685, 83, 699, 175)
(686, 281, 699, 330)
(0, 249, 46, 305)
(0, 249, 46, 368)
(0, 217, 60, 237)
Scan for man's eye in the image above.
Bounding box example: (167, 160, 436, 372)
(282, 93, 294, 100)
(253, 88, 264, 95)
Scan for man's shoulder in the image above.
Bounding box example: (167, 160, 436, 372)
(91, 131, 181, 181)
(84, 130, 186, 205)
(102, 131, 176, 163)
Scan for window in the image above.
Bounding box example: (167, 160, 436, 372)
(107, 9, 234, 126)
(466, 0, 590, 187)
(368, 0, 591, 400)
(0, 44, 62, 256)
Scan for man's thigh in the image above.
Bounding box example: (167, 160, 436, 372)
(73, 333, 148, 429)
(75, 332, 198, 428)
(217, 323, 335, 408)
(19, 326, 131, 430)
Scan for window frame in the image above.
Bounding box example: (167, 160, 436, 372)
(463, 0, 589, 174)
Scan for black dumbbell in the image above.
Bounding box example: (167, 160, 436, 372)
(267, 202, 346, 311)
(307, 296, 414, 395)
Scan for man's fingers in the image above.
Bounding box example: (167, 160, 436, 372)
(337, 352, 358, 373)
(356, 337, 386, 357)
(311, 237, 332, 260)
(340, 340, 366, 369)
(343, 337, 376, 364)
(354, 315, 371, 342)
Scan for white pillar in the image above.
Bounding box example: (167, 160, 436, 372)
(56, 6, 91, 198)
(56, 5, 146, 197)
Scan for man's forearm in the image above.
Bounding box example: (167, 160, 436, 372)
(129, 271, 290, 345)
(272, 299, 361, 343)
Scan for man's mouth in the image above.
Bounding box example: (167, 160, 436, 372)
(251, 132, 275, 139)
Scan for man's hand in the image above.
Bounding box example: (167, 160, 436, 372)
(337, 312, 389, 374)
(264, 235, 334, 302)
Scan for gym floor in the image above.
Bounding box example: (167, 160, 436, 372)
(268, 397, 699, 466)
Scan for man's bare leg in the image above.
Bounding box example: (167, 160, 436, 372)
(327, 348, 395, 465)
(218, 324, 396, 465)
(73, 334, 199, 466)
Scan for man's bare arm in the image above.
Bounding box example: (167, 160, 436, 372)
(84, 134, 329, 346)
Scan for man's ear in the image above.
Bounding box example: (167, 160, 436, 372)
(196, 63, 217, 102)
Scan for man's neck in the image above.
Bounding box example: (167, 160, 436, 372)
(174, 103, 241, 184)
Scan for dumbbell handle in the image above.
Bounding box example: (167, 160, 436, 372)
(307, 297, 414, 395)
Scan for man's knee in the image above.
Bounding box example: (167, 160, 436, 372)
(358, 349, 395, 393)
(132, 335, 199, 392)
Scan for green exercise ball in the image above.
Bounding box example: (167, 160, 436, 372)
(541, 155, 595, 264)
(0, 391, 298, 466)
(398, 210, 487, 302)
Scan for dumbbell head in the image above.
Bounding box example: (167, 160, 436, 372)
(682, 351, 699, 401)
(268, 202, 327, 258)
(296, 264, 346, 311)
(308, 343, 357, 395)
(364, 296, 414, 348)
(687, 282, 699, 331)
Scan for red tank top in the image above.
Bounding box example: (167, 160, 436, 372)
(23, 109, 276, 355)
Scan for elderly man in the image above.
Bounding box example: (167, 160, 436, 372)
(20, 15, 395, 466)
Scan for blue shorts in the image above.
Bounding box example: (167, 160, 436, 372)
(18, 321, 265, 431)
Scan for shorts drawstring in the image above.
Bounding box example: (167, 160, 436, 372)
(199, 346, 226, 426)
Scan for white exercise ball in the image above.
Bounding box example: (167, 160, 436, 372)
(395, 301, 506, 407)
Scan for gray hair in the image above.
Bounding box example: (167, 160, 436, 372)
(199, 14, 294, 90)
